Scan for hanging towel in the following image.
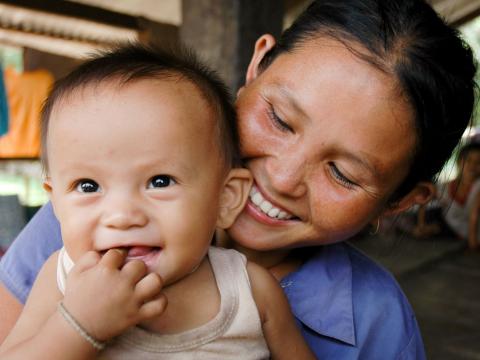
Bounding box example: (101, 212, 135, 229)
(0, 68, 53, 158)
(0, 67, 8, 136)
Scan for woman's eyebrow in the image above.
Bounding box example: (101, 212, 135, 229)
(271, 83, 308, 119)
(337, 149, 381, 179)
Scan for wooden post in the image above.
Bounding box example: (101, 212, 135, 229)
(180, 0, 283, 92)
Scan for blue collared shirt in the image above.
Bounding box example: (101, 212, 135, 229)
(0, 202, 61, 303)
(1, 202, 426, 359)
(282, 243, 426, 359)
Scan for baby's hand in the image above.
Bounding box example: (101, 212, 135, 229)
(62, 249, 167, 342)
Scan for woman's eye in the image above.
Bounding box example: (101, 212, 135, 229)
(329, 163, 357, 189)
(75, 179, 100, 193)
(268, 106, 293, 133)
(148, 175, 176, 189)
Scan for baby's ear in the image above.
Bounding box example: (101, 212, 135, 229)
(217, 168, 253, 229)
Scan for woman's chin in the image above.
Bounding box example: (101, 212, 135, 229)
(228, 223, 285, 252)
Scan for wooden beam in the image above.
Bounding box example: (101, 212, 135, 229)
(0, 0, 140, 29)
(0, 1, 179, 52)
(181, 0, 284, 91)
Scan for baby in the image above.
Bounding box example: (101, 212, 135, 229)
(0, 44, 313, 359)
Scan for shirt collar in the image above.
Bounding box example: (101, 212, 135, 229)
(280, 243, 356, 345)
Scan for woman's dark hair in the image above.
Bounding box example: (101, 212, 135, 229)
(260, 0, 477, 203)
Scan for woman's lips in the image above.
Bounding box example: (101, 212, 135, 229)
(246, 184, 297, 225)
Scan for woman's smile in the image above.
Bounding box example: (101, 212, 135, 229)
(248, 184, 295, 221)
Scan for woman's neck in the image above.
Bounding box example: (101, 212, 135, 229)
(215, 229, 305, 280)
(232, 243, 304, 281)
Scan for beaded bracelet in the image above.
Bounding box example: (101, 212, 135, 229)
(57, 302, 106, 351)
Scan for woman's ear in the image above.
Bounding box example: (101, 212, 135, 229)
(245, 34, 277, 85)
(43, 177, 52, 197)
(382, 181, 435, 216)
(217, 168, 253, 229)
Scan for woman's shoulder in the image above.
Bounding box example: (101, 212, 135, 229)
(287, 241, 410, 302)
(345, 243, 425, 357)
(346, 243, 415, 310)
(286, 243, 425, 359)
(346, 243, 404, 289)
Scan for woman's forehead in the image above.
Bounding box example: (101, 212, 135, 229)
(268, 37, 395, 91)
(262, 39, 410, 125)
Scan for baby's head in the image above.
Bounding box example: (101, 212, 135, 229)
(42, 44, 251, 285)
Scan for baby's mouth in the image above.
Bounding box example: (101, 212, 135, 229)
(100, 246, 161, 263)
(125, 246, 161, 260)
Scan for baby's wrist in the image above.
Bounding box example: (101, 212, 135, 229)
(57, 302, 107, 351)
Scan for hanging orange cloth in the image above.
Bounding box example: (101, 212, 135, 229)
(0, 68, 54, 158)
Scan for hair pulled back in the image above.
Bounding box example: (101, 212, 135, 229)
(261, 0, 477, 202)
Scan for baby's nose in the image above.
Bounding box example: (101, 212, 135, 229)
(102, 199, 148, 229)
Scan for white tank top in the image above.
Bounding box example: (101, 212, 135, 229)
(56, 246, 270, 359)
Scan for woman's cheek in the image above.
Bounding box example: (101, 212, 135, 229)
(237, 93, 273, 155)
(311, 185, 378, 233)
(238, 114, 263, 155)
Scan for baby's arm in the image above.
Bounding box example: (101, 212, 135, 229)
(0, 283, 23, 343)
(0, 250, 167, 359)
(0, 251, 92, 359)
(247, 262, 315, 360)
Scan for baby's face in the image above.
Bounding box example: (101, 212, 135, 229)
(45, 78, 226, 285)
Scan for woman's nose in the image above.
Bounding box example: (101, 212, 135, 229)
(102, 197, 148, 229)
(265, 153, 308, 198)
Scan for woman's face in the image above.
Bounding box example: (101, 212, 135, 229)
(229, 37, 422, 251)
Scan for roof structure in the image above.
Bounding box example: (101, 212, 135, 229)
(0, 0, 479, 59)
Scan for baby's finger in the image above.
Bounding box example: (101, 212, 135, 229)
(100, 248, 127, 269)
(71, 251, 101, 274)
(138, 294, 168, 320)
(121, 259, 148, 283)
(135, 273, 163, 301)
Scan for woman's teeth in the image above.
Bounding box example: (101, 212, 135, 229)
(249, 186, 293, 220)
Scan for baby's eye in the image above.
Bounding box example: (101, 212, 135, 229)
(148, 175, 176, 189)
(75, 179, 100, 193)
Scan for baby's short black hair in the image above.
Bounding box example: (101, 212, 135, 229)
(41, 42, 239, 170)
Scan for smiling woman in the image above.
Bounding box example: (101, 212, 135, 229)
(231, 37, 419, 251)
(0, 0, 477, 358)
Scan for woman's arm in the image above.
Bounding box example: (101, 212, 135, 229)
(0, 202, 62, 342)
